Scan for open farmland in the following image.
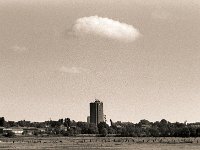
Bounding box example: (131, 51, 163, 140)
(1, 137, 200, 149)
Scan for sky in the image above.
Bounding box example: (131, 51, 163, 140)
(0, 0, 200, 123)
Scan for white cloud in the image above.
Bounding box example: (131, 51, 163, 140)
(10, 45, 28, 53)
(59, 66, 90, 74)
(72, 16, 140, 42)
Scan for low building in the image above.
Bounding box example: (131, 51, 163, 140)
(10, 128, 23, 136)
(59, 125, 68, 131)
(3, 128, 23, 136)
(22, 127, 38, 135)
(3, 128, 12, 136)
(38, 128, 46, 133)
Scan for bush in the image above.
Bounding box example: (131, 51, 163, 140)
(4, 131, 15, 138)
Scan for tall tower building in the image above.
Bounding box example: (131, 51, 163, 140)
(90, 99, 104, 125)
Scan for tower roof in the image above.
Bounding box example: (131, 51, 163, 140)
(95, 99, 100, 102)
(90, 99, 103, 104)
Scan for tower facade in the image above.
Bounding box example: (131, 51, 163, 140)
(90, 99, 104, 125)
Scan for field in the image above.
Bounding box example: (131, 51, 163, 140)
(1, 137, 200, 149)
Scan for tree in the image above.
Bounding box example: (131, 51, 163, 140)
(196, 128, 200, 137)
(77, 122, 89, 134)
(7, 121, 15, 127)
(98, 122, 109, 135)
(49, 120, 61, 127)
(0, 117, 5, 127)
(149, 127, 160, 137)
(160, 119, 168, 126)
(4, 131, 15, 137)
(74, 126, 82, 134)
(188, 127, 196, 137)
(157, 119, 170, 136)
(64, 118, 71, 128)
(121, 123, 135, 137)
(88, 123, 98, 134)
(134, 127, 142, 137)
(58, 119, 64, 124)
(101, 128, 108, 137)
(180, 127, 190, 137)
(138, 119, 151, 126)
(108, 127, 116, 134)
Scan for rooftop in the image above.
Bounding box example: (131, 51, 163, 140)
(94, 99, 102, 103)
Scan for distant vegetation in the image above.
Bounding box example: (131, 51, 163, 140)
(1, 117, 200, 137)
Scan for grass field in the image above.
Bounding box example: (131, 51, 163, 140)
(1, 137, 200, 149)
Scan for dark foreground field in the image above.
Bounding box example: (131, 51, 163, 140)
(1, 137, 200, 149)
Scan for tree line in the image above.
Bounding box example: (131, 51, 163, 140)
(1, 117, 200, 137)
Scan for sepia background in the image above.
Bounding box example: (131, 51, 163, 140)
(0, 0, 200, 123)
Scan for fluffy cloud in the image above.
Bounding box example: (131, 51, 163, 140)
(59, 66, 90, 74)
(10, 45, 28, 53)
(72, 16, 140, 42)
